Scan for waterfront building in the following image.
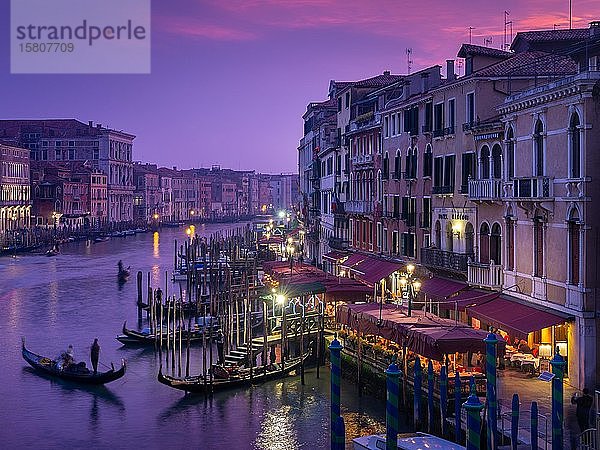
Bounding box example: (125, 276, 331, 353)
(157, 167, 174, 223)
(0, 143, 30, 237)
(133, 163, 160, 224)
(0, 119, 135, 224)
(89, 169, 108, 228)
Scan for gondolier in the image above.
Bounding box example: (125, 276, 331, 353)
(90, 338, 100, 374)
(216, 331, 225, 365)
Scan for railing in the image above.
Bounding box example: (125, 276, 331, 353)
(421, 247, 473, 273)
(351, 154, 374, 167)
(468, 260, 504, 290)
(432, 185, 454, 195)
(468, 178, 504, 200)
(345, 200, 373, 215)
(433, 128, 444, 138)
(579, 428, 598, 450)
(510, 176, 553, 199)
(499, 409, 550, 450)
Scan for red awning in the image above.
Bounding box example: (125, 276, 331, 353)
(439, 289, 499, 312)
(420, 277, 467, 299)
(323, 251, 349, 262)
(339, 253, 368, 269)
(466, 294, 572, 339)
(258, 236, 284, 245)
(353, 257, 403, 285)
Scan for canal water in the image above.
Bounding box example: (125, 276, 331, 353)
(0, 224, 386, 449)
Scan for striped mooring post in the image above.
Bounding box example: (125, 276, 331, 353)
(484, 333, 498, 450)
(440, 365, 448, 436)
(329, 337, 343, 450)
(531, 401, 538, 450)
(463, 391, 484, 450)
(413, 355, 422, 431)
(550, 350, 566, 449)
(511, 393, 519, 450)
(385, 358, 401, 450)
(332, 415, 345, 450)
(454, 371, 461, 441)
(428, 360, 435, 432)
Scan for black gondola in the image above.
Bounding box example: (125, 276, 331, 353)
(116, 321, 218, 346)
(21, 339, 126, 385)
(157, 352, 309, 394)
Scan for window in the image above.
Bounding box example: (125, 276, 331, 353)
(392, 231, 399, 254)
(448, 99, 456, 132)
(394, 151, 401, 179)
(392, 195, 400, 218)
(423, 144, 432, 177)
(337, 97, 342, 112)
(403, 107, 419, 135)
(506, 216, 515, 271)
(383, 152, 389, 180)
(492, 144, 502, 179)
(466, 92, 475, 124)
(433, 156, 444, 187)
(345, 92, 350, 109)
(490, 223, 502, 264)
(422, 197, 431, 228)
(461, 152, 476, 193)
(568, 209, 581, 285)
(465, 222, 474, 255)
(443, 155, 455, 188)
(534, 120, 544, 176)
(479, 222, 490, 264)
(506, 127, 515, 179)
(434, 103, 444, 132)
(480, 145, 490, 179)
(569, 113, 581, 178)
(533, 218, 544, 277)
(384, 116, 389, 138)
(424, 102, 433, 132)
(435, 221, 441, 248)
(401, 233, 415, 257)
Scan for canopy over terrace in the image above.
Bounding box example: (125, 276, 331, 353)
(262, 261, 371, 302)
(337, 303, 499, 361)
(351, 256, 403, 286)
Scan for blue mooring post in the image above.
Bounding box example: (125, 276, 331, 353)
(329, 337, 343, 450)
(440, 365, 448, 436)
(511, 393, 519, 450)
(333, 416, 345, 450)
(463, 391, 484, 450)
(484, 333, 498, 450)
(386, 358, 401, 450)
(414, 355, 422, 431)
(531, 401, 538, 450)
(454, 371, 461, 441)
(550, 350, 565, 449)
(428, 360, 434, 432)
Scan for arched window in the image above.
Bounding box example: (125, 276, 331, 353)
(506, 127, 515, 179)
(568, 208, 581, 285)
(405, 148, 411, 179)
(394, 150, 401, 179)
(506, 213, 515, 271)
(423, 144, 433, 177)
(480, 222, 490, 264)
(480, 145, 490, 179)
(534, 119, 544, 176)
(533, 213, 545, 277)
(569, 113, 581, 179)
(435, 220, 441, 248)
(445, 221, 453, 252)
(465, 222, 474, 255)
(492, 144, 502, 179)
(377, 170, 383, 201)
(383, 152, 389, 180)
(411, 148, 418, 179)
(490, 223, 502, 264)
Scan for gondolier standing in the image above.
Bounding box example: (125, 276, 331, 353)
(216, 331, 225, 365)
(91, 338, 100, 374)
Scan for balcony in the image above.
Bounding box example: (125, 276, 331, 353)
(432, 126, 455, 138)
(349, 112, 381, 132)
(351, 154, 374, 168)
(432, 185, 454, 195)
(345, 200, 373, 215)
(508, 176, 553, 200)
(421, 247, 473, 273)
(328, 236, 349, 251)
(468, 179, 504, 201)
(468, 261, 504, 290)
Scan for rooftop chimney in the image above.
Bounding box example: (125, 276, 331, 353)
(590, 21, 600, 37)
(172, 166, 177, 171)
(446, 60, 456, 81)
(88, 121, 93, 127)
(96, 124, 102, 129)
(383, 70, 391, 75)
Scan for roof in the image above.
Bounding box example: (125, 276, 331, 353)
(353, 257, 403, 286)
(457, 44, 512, 59)
(510, 28, 589, 51)
(473, 51, 577, 77)
(333, 73, 404, 94)
(420, 277, 467, 299)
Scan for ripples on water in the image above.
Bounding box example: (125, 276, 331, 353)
(0, 225, 385, 449)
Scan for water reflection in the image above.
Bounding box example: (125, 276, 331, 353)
(153, 232, 159, 259)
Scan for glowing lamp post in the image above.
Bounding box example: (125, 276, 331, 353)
(398, 263, 421, 317)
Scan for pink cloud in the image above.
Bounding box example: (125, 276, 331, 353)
(158, 16, 257, 41)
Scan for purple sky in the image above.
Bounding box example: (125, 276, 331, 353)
(2, 0, 600, 173)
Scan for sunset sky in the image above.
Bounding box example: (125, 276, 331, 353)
(2, 0, 600, 173)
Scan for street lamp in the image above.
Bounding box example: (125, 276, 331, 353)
(398, 263, 421, 317)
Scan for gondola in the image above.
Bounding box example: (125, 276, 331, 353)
(157, 351, 310, 394)
(45, 248, 60, 257)
(116, 321, 218, 346)
(22, 339, 126, 385)
(118, 268, 131, 283)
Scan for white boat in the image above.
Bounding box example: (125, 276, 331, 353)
(353, 432, 465, 450)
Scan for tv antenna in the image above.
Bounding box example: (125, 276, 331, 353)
(484, 36, 493, 47)
(504, 11, 513, 50)
(406, 48, 413, 74)
(569, 0, 572, 29)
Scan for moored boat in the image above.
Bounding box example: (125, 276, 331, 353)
(22, 339, 126, 385)
(116, 321, 218, 346)
(94, 236, 110, 243)
(45, 248, 60, 257)
(353, 432, 465, 450)
(157, 352, 309, 394)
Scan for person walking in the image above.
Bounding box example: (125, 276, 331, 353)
(90, 338, 100, 374)
(572, 388, 594, 433)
